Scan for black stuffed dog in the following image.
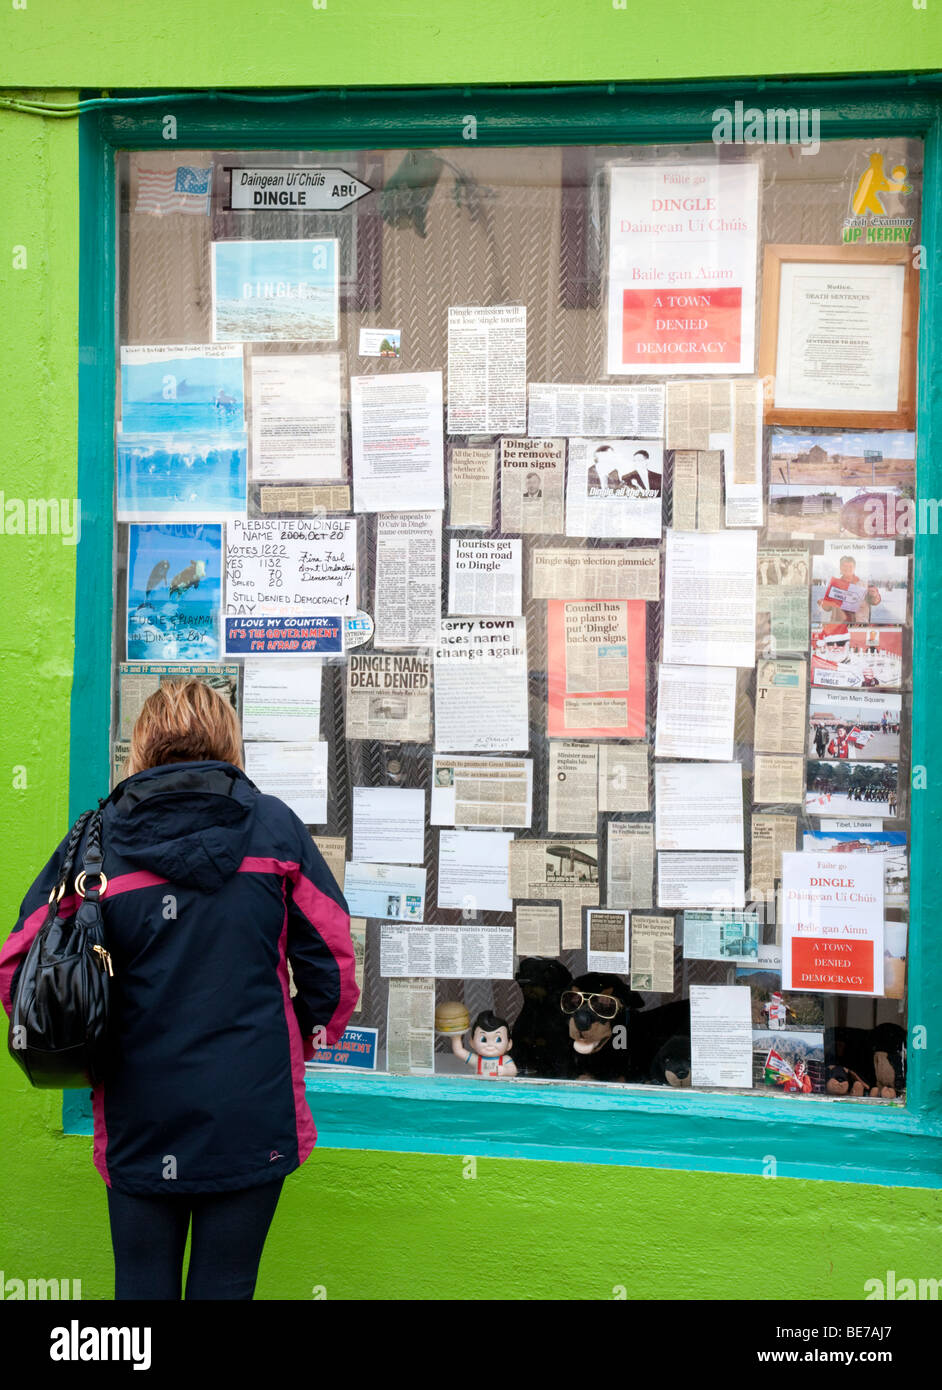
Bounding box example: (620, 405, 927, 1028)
(512, 957, 573, 1078)
(649, 1034, 692, 1087)
(562, 972, 644, 1082)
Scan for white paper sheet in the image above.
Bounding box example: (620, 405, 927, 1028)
(654, 665, 737, 761)
(690, 985, 753, 1088)
(244, 740, 328, 824)
(250, 353, 343, 481)
(436, 829, 514, 913)
(655, 762, 744, 850)
(657, 852, 745, 909)
(434, 618, 529, 753)
(663, 529, 758, 667)
(343, 862, 427, 922)
(448, 538, 522, 617)
(380, 922, 514, 979)
(350, 371, 445, 512)
(352, 787, 425, 865)
(242, 660, 322, 741)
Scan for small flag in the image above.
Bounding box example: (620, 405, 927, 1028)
(135, 166, 212, 216)
(763, 1047, 794, 1086)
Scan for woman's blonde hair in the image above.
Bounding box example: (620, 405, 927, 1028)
(126, 679, 243, 776)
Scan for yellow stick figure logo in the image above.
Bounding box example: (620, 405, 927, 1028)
(852, 153, 912, 217)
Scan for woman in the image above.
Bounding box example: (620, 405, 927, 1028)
(1, 679, 359, 1300)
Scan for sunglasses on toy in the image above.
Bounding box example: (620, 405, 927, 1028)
(560, 989, 621, 1021)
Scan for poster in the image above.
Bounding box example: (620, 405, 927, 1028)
(224, 616, 343, 657)
(374, 511, 442, 648)
(546, 599, 646, 739)
(449, 447, 496, 529)
(117, 432, 248, 522)
(225, 517, 357, 615)
(781, 850, 885, 994)
(345, 653, 432, 742)
(802, 828, 907, 907)
(350, 371, 445, 512)
(531, 548, 660, 602)
(431, 756, 532, 829)
(527, 381, 664, 437)
(117, 662, 239, 741)
(499, 436, 565, 535)
(434, 618, 529, 753)
(120, 344, 245, 434)
(663, 528, 758, 668)
(606, 162, 759, 375)
(211, 239, 339, 342)
(772, 261, 906, 413)
(447, 305, 527, 434)
(249, 353, 343, 481)
(127, 523, 223, 661)
(448, 538, 522, 617)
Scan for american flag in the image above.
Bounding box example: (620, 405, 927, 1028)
(134, 166, 212, 216)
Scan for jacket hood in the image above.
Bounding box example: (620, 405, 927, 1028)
(103, 760, 259, 891)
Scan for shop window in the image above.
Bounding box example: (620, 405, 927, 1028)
(106, 130, 921, 1112)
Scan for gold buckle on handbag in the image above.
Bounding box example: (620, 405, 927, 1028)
(75, 870, 108, 898)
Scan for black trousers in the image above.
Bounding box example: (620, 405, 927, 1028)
(106, 1178, 285, 1300)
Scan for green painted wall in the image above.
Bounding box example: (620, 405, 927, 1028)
(1, 0, 941, 88)
(2, 6, 942, 1300)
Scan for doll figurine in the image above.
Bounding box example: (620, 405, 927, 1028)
(451, 1009, 518, 1078)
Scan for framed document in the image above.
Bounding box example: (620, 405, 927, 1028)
(759, 245, 917, 428)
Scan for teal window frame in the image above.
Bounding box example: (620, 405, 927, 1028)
(73, 75, 942, 1187)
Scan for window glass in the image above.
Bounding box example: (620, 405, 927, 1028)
(113, 137, 920, 1101)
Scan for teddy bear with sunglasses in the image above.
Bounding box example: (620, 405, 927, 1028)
(560, 972, 645, 1082)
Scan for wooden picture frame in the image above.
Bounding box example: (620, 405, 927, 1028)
(758, 244, 918, 429)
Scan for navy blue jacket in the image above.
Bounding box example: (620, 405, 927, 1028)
(1, 760, 359, 1194)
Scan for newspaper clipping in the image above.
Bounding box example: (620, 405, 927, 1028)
(499, 436, 565, 534)
(756, 546, 811, 656)
(431, 755, 532, 828)
(447, 305, 527, 435)
(449, 447, 496, 529)
(547, 598, 646, 739)
(629, 914, 675, 992)
(345, 652, 432, 742)
(374, 510, 442, 647)
(750, 815, 797, 894)
(515, 904, 561, 957)
(607, 821, 655, 910)
(531, 547, 659, 601)
(434, 617, 529, 753)
(118, 662, 239, 740)
(754, 754, 805, 805)
(381, 922, 514, 980)
(547, 742, 598, 834)
(754, 658, 808, 754)
(260, 484, 351, 514)
(386, 978, 435, 1075)
(599, 743, 650, 813)
(527, 381, 665, 438)
(586, 909, 629, 974)
(448, 538, 522, 617)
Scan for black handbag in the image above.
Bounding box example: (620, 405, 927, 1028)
(8, 807, 115, 1089)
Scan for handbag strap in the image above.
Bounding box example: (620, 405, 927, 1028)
(48, 808, 96, 908)
(74, 811, 105, 902)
